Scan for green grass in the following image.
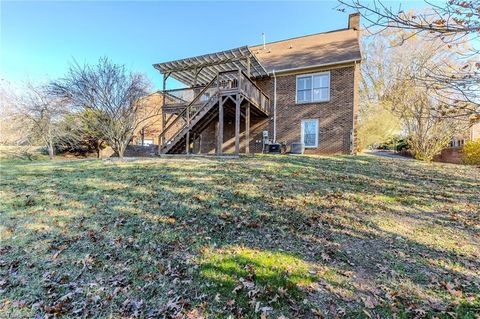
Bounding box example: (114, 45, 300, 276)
(0, 155, 479, 318)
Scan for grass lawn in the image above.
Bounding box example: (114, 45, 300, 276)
(0, 155, 479, 318)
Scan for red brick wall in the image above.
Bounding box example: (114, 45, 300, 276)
(433, 147, 464, 164)
(195, 115, 267, 154)
(254, 65, 357, 154)
(172, 64, 359, 155)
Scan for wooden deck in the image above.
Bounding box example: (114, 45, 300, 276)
(158, 70, 270, 155)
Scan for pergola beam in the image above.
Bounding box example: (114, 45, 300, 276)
(153, 46, 268, 87)
(156, 55, 248, 74)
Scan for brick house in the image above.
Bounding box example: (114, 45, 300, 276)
(434, 118, 480, 164)
(143, 14, 361, 155)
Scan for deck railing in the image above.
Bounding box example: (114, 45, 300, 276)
(159, 75, 219, 153)
(158, 70, 271, 154)
(162, 70, 270, 114)
(215, 70, 270, 115)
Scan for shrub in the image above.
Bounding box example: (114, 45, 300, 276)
(377, 136, 409, 151)
(463, 138, 480, 165)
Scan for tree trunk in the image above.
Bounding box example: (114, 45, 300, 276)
(47, 143, 55, 160)
(95, 140, 103, 159)
(116, 142, 127, 161)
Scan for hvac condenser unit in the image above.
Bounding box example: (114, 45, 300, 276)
(291, 143, 304, 154)
(267, 143, 281, 153)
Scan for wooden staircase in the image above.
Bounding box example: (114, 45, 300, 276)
(158, 70, 270, 155)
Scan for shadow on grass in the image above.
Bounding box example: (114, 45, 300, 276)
(0, 155, 479, 318)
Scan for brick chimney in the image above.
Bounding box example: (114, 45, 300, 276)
(348, 13, 360, 30)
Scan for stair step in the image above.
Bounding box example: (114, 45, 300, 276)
(162, 96, 219, 154)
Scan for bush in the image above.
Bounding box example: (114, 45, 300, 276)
(377, 136, 409, 151)
(463, 138, 480, 165)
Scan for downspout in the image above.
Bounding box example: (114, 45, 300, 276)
(352, 60, 358, 154)
(273, 69, 277, 143)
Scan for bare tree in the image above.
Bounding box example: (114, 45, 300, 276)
(388, 80, 469, 161)
(338, 0, 480, 116)
(338, 0, 479, 44)
(51, 57, 156, 159)
(1, 82, 69, 159)
(359, 30, 473, 159)
(0, 85, 28, 146)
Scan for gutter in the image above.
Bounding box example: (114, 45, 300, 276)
(268, 58, 361, 76)
(352, 60, 358, 154)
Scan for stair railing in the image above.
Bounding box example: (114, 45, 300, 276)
(158, 69, 271, 154)
(237, 70, 270, 115)
(158, 75, 219, 153)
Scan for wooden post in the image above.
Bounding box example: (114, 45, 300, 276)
(215, 121, 219, 154)
(235, 94, 240, 156)
(217, 97, 224, 156)
(198, 133, 202, 154)
(159, 73, 169, 154)
(186, 105, 190, 154)
(238, 69, 242, 90)
(247, 56, 251, 78)
(193, 67, 203, 87)
(245, 102, 250, 154)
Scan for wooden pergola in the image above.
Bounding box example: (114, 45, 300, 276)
(153, 46, 269, 87)
(153, 46, 270, 156)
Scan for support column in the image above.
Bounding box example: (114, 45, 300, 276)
(245, 102, 250, 154)
(235, 94, 241, 156)
(217, 97, 224, 156)
(186, 104, 190, 154)
(158, 72, 170, 155)
(198, 134, 202, 154)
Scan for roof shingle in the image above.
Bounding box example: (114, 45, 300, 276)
(249, 29, 361, 74)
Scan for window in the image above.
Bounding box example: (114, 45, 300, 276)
(296, 72, 330, 103)
(301, 119, 319, 148)
(138, 139, 154, 146)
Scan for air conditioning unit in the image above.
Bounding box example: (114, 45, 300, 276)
(291, 142, 304, 154)
(267, 143, 281, 153)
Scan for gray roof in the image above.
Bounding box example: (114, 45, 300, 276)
(249, 29, 361, 73)
(153, 29, 361, 85)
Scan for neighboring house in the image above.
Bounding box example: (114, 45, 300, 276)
(131, 92, 164, 146)
(130, 92, 182, 146)
(434, 118, 480, 164)
(150, 14, 361, 155)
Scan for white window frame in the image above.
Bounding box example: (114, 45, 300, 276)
(301, 119, 319, 148)
(138, 138, 154, 146)
(296, 71, 331, 104)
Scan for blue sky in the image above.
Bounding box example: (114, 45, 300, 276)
(1, 1, 427, 90)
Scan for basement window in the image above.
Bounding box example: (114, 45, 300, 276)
(138, 139, 154, 146)
(301, 119, 319, 148)
(296, 72, 330, 103)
